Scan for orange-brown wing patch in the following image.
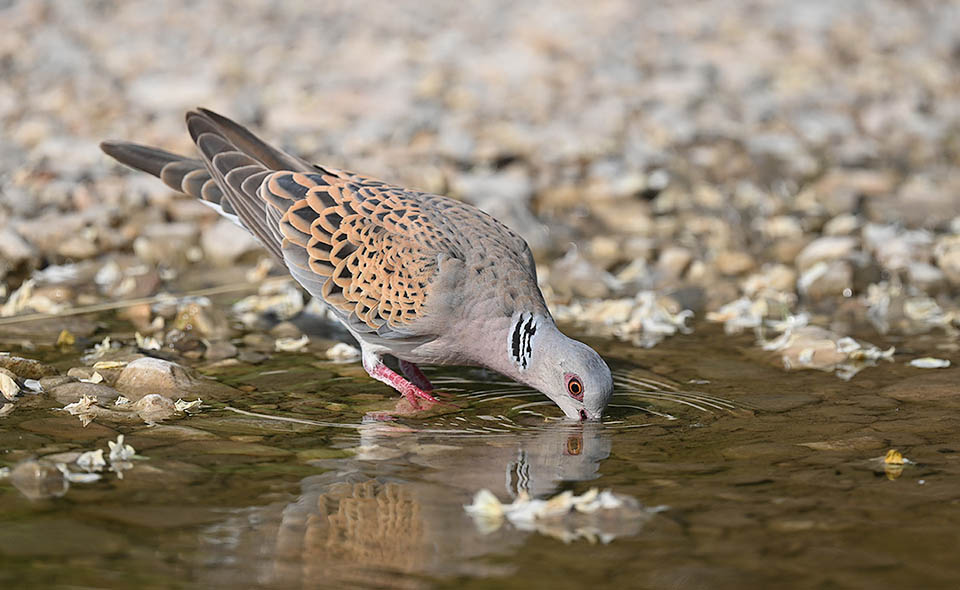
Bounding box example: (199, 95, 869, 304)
(260, 170, 452, 332)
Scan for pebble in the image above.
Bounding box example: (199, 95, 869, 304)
(797, 261, 853, 300)
(656, 247, 693, 282)
(200, 218, 262, 266)
(550, 246, 621, 300)
(204, 340, 238, 362)
(0, 227, 37, 266)
(115, 356, 239, 401)
(934, 236, 960, 286)
(49, 381, 121, 405)
(0, 355, 59, 380)
(174, 300, 232, 339)
(133, 393, 177, 423)
(113, 357, 200, 401)
(132, 222, 199, 267)
(795, 237, 857, 273)
(714, 251, 755, 276)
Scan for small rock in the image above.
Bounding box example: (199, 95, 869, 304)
(269, 321, 303, 339)
(866, 174, 960, 228)
(133, 394, 176, 423)
(798, 261, 853, 300)
(742, 264, 797, 296)
(114, 357, 195, 401)
(813, 169, 896, 216)
(795, 236, 857, 272)
(114, 357, 236, 400)
(0, 355, 59, 379)
(237, 349, 268, 364)
(934, 235, 960, 286)
(57, 234, 99, 259)
(204, 340, 238, 362)
(38, 375, 75, 390)
(770, 238, 809, 265)
(201, 218, 261, 266)
(132, 222, 199, 267)
(0, 227, 37, 265)
(49, 381, 121, 405)
(67, 367, 97, 381)
(714, 250, 755, 276)
(174, 300, 231, 339)
(656, 247, 693, 281)
(550, 246, 621, 299)
(907, 262, 946, 292)
(822, 214, 860, 236)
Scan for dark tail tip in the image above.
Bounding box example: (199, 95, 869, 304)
(99, 140, 186, 178)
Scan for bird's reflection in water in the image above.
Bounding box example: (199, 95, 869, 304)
(200, 421, 650, 589)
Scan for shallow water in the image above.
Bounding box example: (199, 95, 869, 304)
(2, 323, 960, 589)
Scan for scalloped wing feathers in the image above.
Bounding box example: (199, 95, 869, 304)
(101, 109, 547, 349)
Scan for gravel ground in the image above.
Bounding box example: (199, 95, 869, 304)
(1, 0, 958, 367)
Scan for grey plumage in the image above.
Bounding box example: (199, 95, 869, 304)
(101, 109, 613, 420)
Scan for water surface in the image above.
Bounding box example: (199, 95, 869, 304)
(1, 324, 959, 589)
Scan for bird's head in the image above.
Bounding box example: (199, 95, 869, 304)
(506, 313, 613, 421)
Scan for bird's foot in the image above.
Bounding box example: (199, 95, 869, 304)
(365, 359, 441, 409)
(398, 359, 434, 391)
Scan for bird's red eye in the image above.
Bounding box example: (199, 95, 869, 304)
(566, 374, 584, 401)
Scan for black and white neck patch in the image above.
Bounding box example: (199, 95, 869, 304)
(509, 312, 538, 371)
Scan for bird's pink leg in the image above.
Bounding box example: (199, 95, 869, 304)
(363, 355, 440, 408)
(398, 359, 434, 391)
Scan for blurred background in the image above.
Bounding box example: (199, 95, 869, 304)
(2, 3, 960, 588)
(1, 0, 958, 347)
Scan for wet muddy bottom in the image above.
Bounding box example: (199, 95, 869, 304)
(1, 323, 959, 589)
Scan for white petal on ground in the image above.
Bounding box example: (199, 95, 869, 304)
(79, 371, 104, 384)
(326, 342, 361, 361)
(275, 335, 310, 352)
(90, 336, 113, 358)
(62, 394, 98, 415)
(0, 372, 19, 401)
(108, 434, 137, 462)
(55, 463, 101, 484)
(62, 394, 99, 427)
(174, 398, 202, 413)
(135, 332, 162, 351)
(909, 357, 951, 369)
(22, 379, 43, 393)
(76, 449, 106, 472)
(93, 360, 127, 370)
(465, 487, 648, 535)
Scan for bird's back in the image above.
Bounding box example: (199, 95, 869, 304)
(101, 109, 547, 355)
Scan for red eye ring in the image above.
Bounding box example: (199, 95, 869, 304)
(565, 373, 584, 401)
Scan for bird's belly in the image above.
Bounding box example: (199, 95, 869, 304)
(396, 336, 476, 366)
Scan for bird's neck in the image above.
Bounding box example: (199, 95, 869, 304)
(478, 311, 562, 386)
